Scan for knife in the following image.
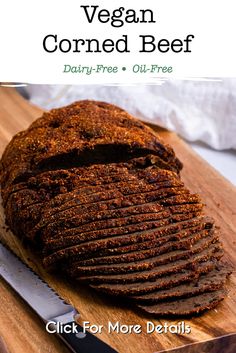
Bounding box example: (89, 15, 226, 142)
(0, 243, 118, 353)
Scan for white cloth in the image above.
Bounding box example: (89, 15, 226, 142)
(22, 79, 236, 150)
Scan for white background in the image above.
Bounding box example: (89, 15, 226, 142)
(0, 0, 236, 83)
(1, 0, 236, 185)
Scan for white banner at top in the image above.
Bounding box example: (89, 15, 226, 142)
(0, 0, 235, 83)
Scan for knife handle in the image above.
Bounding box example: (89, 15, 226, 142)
(59, 322, 118, 353)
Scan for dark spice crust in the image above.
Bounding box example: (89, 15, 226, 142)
(68, 230, 218, 276)
(44, 216, 208, 254)
(75, 244, 223, 284)
(0, 100, 182, 189)
(0, 100, 232, 317)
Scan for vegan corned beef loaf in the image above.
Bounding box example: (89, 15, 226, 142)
(0, 100, 232, 316)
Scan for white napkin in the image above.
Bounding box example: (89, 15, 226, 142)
(22, 79, 236, 150)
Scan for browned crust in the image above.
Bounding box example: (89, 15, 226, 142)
(0, 100, 232, 317)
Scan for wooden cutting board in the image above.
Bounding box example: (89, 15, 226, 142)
(0, 87, 235, 353)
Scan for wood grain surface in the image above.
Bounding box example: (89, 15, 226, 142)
(0, 87, 235, 353)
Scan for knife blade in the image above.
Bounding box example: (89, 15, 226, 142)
(0, 243, 118, 353)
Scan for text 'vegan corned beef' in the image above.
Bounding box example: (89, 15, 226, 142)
(0, 100, 232, 316)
